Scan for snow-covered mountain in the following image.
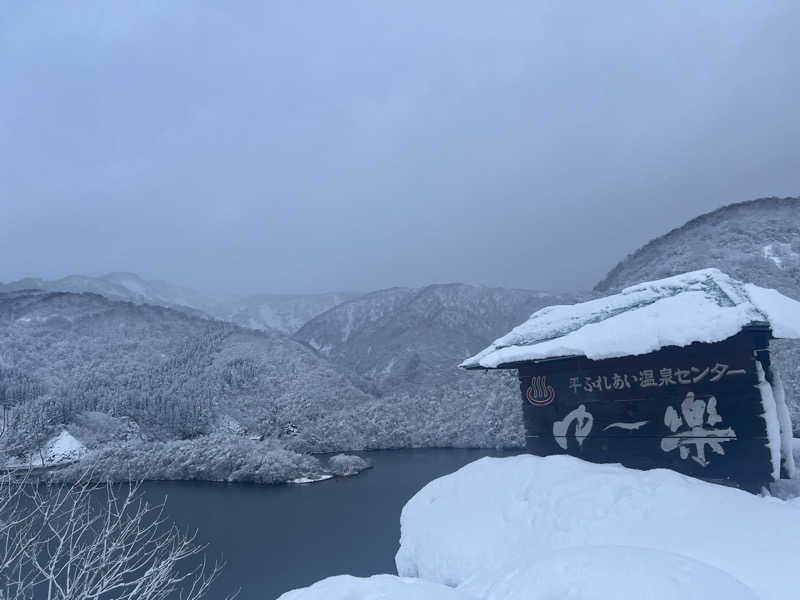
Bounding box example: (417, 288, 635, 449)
(595, 196, 800, 297)
(295, 283, 573, 392)
(217, 292, 361, 334)
(593, 196, 800, 429)
(0, 290, 376, 453)
(0, 273, 361, 334)
(0, 288, 525, 474)
(291, 283, 574, 449)
(0, 272, 215, 318)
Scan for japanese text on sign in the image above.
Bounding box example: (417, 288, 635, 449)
(569, 363, 747, 394)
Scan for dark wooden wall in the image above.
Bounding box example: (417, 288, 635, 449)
(515, 328, 775, 490)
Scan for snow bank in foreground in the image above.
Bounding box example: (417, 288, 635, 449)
(460, 545, 756, 600)
(278, 552, 756, 600)
(276, 574, 473, 600)
(396, 455, 800, 600)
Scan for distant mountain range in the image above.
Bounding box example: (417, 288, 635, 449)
(0, 272, 361, 334)
(220, 292, 361, 334)
(0, 289, 374, 453)
(3, 195, 800, 476)
(0, 287, 530, 469)
(294, 283, 573, 393)
(0, 272, 213, 317)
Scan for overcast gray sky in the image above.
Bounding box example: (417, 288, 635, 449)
(2, 1, 799, 295)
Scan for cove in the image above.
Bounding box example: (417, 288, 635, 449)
(141, 448, 517, 600)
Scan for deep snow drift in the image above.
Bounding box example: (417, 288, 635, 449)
(276, 574, 473, 600)
(457, 545, 757, 600)
(395, 455, 800, 600)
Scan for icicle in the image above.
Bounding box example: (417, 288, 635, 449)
(769, 366, 797, 478)
(755, 361, 781, 481)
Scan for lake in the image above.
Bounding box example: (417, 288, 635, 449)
(141, 448, 516, 600)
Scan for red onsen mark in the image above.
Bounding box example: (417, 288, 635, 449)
(527, 375, 555, 406)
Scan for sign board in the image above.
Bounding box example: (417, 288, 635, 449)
(516, 328, 774, 490)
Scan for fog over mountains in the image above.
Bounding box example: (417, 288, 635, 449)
(294, 284, 571, 393)
(0, 273, 361, 334)
(2, 196, 800, 479)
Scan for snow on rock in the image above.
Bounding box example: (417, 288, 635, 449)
(276, 574, 473, 600)
(762, 242, 799, 270)
(462, 268, 800, 368)
(287, 474, 334, 484)
(460, 546, 757, 600)
(39, 430, 87, 465)
(7, 430, 87, 467)
(395, 455, 800, 600)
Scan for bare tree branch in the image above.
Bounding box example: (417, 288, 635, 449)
(0, 468, 233, 600)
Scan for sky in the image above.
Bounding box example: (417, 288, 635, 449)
(2, 1, 799, 295)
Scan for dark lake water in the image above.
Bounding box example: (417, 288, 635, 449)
(140, 448, 516, 600)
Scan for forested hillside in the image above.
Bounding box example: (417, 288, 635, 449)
(219, 292, 362, 333)
(595, 197, 800, 296)
(0, 290, 524, 479)
(294, 283, 572, 442)
(8, 196, 798, 479)
(594, 196, 800, 428)
(296, 284, 572, 392)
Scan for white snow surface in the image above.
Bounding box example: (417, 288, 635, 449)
(459, 546, 757, 600)
(762, 242, 799, 270)
(276, 574, 473, 600)
(395, 455, 800, 600)
(286, 474, 334, 484)
(462, 268, 800, 368)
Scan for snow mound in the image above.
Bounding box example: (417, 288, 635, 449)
(39, 430, 87, 466)
(396, 455, 800, 600)
(461, 546, 757, 600)
(7, 430, 87, 468)
(276, 574, 473, 600)
(462, 268, 800, 368)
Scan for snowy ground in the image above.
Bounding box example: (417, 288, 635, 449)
(277, 575, 473, 600)
(281, 454, 800, 600)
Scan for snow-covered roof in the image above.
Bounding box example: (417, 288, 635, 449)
(461, 268, 800, 369)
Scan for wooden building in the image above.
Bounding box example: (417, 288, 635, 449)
(461, 269, 800, 491)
